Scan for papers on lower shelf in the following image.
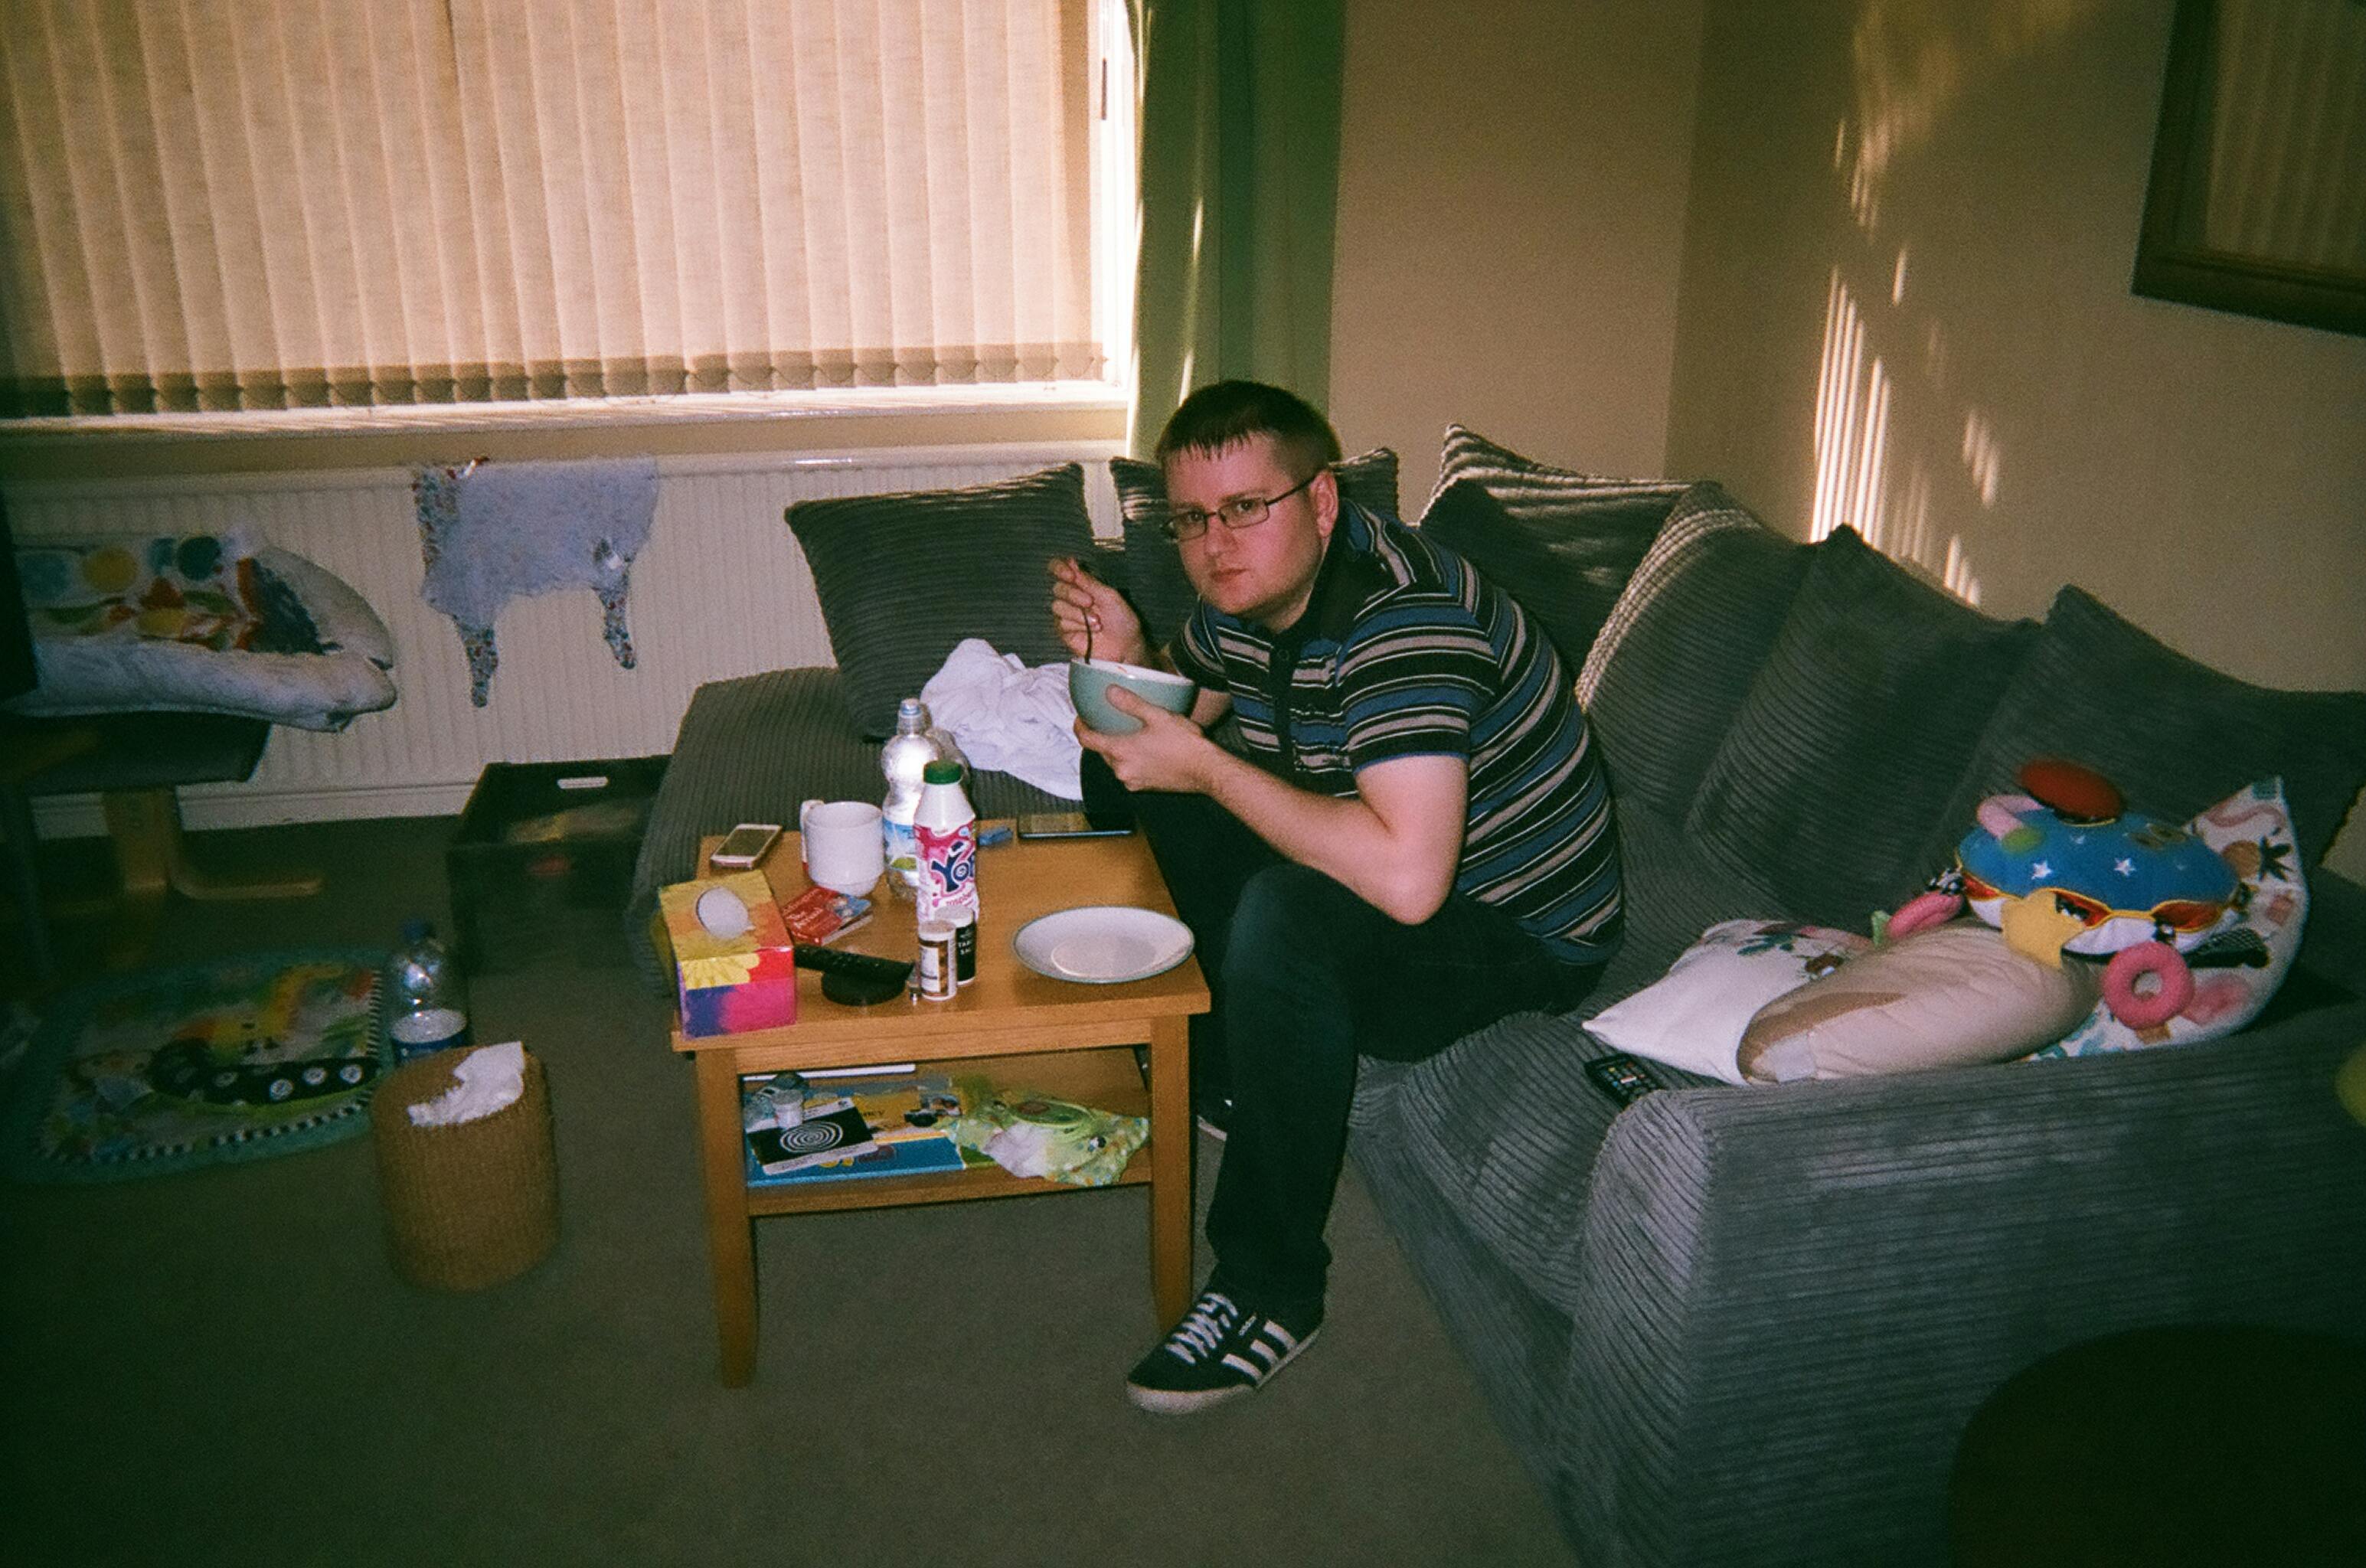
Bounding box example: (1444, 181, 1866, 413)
(740, 1073, 988, 1187)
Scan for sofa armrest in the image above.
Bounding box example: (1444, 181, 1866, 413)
(1559, 1001, 2366, 1568)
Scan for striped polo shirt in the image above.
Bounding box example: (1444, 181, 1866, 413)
(1170, 501, 1623, 962)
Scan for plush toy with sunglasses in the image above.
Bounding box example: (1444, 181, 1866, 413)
(1885, 758, 2263, 1029)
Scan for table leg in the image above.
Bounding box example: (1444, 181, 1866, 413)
(1147, 1014, 1193, 1326)
(693, 1048, 759, 1387)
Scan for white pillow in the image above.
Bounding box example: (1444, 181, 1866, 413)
(2033, 777, 2307, 1060)
(1738, 922, 2100, 1083)
(1581, 919, 1871, 1083)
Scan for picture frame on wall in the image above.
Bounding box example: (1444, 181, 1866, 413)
(2131, 0, 2366, 338)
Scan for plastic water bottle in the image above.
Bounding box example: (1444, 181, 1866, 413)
(880, 697, 940, 897)
(913, 759, 979, 985)
(387, 919, 473, 1063)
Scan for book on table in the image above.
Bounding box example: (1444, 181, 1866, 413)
(779, 886, 874, 946)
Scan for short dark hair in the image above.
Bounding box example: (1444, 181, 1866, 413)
(1153, 380, 1342, 478)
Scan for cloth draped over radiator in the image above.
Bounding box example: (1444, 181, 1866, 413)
(411, 459, 660, 706)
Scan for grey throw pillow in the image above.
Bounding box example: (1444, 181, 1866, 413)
(1686, 528, 2038, 929)
(1577, 483, 1811, 824)
(1917, 585, 2366, 873)
(786, 463, 1094, 739)
(1417, 477, 1681, 672)
(1420, 423, 1690, 529)
(1108, 448, 1400, 650)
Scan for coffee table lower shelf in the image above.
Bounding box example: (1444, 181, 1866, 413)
(746, 1045, 1152, 1217)
(678, 825, 1206, 1387)
(689, 1019, 1193, 1387)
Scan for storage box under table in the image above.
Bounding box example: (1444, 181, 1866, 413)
(449, 756, 669, 972)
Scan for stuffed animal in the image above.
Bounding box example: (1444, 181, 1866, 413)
(1887, 759, 2250, 1028)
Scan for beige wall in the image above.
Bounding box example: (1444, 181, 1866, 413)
(1665, 0, 2366, 878)
(1328, 0, 1704, 505)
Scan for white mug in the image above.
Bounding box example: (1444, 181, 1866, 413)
(799, 799, 885, 897)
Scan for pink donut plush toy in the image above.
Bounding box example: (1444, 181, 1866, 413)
(1887, 759, 2264, 1029)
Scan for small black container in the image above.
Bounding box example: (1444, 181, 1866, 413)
(447, 756, 669, 973)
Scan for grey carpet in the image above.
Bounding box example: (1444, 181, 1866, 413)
(1, 816, 1575, 1567)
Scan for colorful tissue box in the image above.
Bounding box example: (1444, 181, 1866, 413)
(660, 871, 798, 1038)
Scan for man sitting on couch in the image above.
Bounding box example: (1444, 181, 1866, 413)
(1050, 380, 1624, 1413)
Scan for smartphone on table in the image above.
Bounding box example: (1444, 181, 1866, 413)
(1016, 811, 1133, 840)
(709, 822, 784, 869)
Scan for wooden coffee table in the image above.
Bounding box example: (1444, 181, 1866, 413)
(673, 825, 1209, 1386)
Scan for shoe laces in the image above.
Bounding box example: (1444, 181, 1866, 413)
(1162, 1292, 1241, 1364)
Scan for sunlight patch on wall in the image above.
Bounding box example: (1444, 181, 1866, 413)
(1811, 266, 1983, 605)
(1812, 268, 1892, 544)
(1962, 410, 2002, 506)
(1942, 534, 1982, 604)
(1845, 0, 2106, 232)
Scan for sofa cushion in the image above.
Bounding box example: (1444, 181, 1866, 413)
(1417, 423, 1690, 529)
(1576, 483, 1811, 823)
(1109, 447, 1399, 650)
(1587, 798, 1794, 1008)
(1687, 527, 2037, 930)
(787, 463, 1094, 739)
(1917, 585, 2366, 874)
(1416, 478, 1674, 674)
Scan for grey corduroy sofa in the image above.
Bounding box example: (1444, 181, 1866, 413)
(626, 464, 2366, 1567)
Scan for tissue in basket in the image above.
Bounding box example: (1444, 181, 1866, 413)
(408, 1042, 528, 1126)
(370, 1046, 559, 1291)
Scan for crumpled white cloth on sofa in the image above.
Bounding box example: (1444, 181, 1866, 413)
(920, 638, 1081, 800)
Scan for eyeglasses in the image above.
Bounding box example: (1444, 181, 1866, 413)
(1160, 470, 1322, 541)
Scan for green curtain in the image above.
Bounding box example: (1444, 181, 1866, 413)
(1126, 0, 1345, 456)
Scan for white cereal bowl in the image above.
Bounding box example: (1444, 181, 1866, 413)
(1069, 658, 1197, 735)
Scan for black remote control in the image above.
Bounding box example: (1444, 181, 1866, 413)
(1583, 1052, 1662, 1109)
(792, 944, 914, 1005)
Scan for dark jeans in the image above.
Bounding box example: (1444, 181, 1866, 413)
(1083, 753, 1602, 1318)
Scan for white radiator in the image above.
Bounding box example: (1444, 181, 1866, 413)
(9, 444, 1120, 834)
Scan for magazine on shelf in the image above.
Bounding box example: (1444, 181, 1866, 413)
(741, 1073, 984, 1187)
(747, 1105, 877, 1174)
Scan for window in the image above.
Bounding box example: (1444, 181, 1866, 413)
(2132, 0, 2366, 338)
(0, 0, 1135, 420)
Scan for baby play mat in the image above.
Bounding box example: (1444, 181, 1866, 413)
(2, 949, 391, 1183)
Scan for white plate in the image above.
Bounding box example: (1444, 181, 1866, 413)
(1012, 905, 1194, 985)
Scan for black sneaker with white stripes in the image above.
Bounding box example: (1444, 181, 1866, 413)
(1124, 1289, 1321, 1414)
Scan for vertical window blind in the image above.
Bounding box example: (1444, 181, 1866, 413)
(2198, 0, 2366, 274)
(0, 0, 1105, 418)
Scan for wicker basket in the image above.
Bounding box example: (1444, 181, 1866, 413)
(370, 1047, 558, 1291)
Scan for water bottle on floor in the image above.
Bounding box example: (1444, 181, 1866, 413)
(388, 919, 473, 1063)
